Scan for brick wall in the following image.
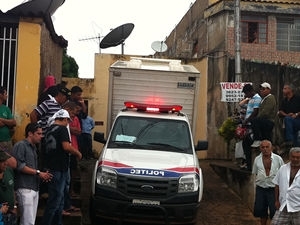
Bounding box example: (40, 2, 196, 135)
(227, 16, 300, 65)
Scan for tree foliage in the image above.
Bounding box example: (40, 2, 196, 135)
(62, 49, 79, 78)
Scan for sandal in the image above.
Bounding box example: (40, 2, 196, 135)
(66, 205, 80, 212)
(62, 210, 71, 216)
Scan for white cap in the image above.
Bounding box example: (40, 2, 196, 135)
(260, 82, 271, 89)
(47, 109, 70, 126)
(52, 109, 70, 120)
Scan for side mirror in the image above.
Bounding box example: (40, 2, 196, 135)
(94, 132, 106, 144)
(195, 140, 208, 151)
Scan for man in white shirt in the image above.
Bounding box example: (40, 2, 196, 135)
(252, 140, 284, 225)
(271, 147, 300, 225)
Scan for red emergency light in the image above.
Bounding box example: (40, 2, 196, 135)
(124, 101, 182, 113)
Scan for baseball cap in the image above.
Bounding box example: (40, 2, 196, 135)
(52, 109, 71, 120)
(0, 150, 11, 162)
(58, 86, 71, 97)
(260, 82, 271, 89)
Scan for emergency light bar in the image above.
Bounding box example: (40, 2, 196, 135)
(124, 101, 182, 113)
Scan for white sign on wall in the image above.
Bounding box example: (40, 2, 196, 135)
(220, 82, 251, 102)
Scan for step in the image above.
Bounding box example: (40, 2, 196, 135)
(34, 159, 97, 225)
(35, 207, 82, 225)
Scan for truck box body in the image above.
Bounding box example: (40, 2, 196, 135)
(108, 57, 201, 136)
(90, 57, 207, 224)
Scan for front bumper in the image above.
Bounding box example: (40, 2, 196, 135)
(90, 194, 199, 224)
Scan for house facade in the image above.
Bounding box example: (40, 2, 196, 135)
(163, 0, 300, 158)
(0, 1, 67, 141)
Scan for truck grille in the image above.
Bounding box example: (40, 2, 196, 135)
(118, 175, 178, 198)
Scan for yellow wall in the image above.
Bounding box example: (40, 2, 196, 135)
(13, 21, 41, 142)
(191, 58, 208, 159)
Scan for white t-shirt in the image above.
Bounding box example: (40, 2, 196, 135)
(273, 162, 300, 212)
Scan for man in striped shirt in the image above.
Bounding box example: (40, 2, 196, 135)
(30, 84, 71, 134)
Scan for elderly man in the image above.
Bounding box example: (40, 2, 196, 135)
(251, 82, 277, 147)
(271, 147, 300, 225)
(278, 84, 300, 147)
(252, 140, 284, 225)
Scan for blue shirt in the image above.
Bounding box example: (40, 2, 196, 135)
(81, 116, 95, 134)
(245, 93, 261, 119)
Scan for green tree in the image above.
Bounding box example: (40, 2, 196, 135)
(62, 49, 79, 78)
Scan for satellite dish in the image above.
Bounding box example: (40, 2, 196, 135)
(151, 41, 168, 53)
(100, 23, 134, 54)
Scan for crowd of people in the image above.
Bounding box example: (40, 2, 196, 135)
(234, 82, 300, 225)
(2, 79, 300, 225)
(236, 82, 300, 170)
(0, 83, 95, 225)
(250, 140, 300, 225)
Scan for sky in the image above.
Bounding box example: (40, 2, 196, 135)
(1, 0, 196, 78)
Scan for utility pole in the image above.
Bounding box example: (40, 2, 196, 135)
(234, 0, 242, 82)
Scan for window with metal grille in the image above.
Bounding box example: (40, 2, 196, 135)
(241, 15, 267, 44)
(277, 17, 300, 52)
(0, 22, 18, 110)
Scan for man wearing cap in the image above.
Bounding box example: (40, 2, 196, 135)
(30, 83, 71, 187)
(42, 109, 82, 225)
(30, 83, 71, 135)
(0, 150, 17, 225)
(12, 122, 53, 225)
(251, 82, 277, 147)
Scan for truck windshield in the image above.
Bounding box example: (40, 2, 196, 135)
(108, 116, 193, 154)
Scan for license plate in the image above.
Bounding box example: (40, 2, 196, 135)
(132, 199, 160, 205)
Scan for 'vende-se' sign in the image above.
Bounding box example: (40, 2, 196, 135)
(220, 82, 251, 102)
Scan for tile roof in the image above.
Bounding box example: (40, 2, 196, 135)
(242, 0, 300, 4)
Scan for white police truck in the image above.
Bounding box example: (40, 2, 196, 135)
(90, 58, 208, 225)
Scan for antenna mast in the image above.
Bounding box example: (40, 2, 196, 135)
(79, 34, 103, 53)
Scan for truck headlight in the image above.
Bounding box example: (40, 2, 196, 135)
(178, 174, 199, 193)
(96, 167, 117, 188)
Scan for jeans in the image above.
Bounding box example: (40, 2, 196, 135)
(2, 213, 17, 225)
(284, 116, 300, 146)
(64, 168, 71, 210)
(16, 188, 39, 225)
(79, 133, 93, 158)
(42, 170, 68, 225)
(251, 117, 274, 141)
(242, 133, 253, 170)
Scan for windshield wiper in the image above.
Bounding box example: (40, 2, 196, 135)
(108, 141, 135, 148)
(108, 141, 151, 149)
(147, 142, 185, 152)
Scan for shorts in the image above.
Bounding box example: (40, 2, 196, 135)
(253, 186, 276, 219)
